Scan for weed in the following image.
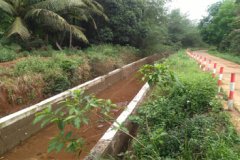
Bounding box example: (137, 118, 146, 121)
(34, 90, 116, 155)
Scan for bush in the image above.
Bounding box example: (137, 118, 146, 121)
(43, 70, 71, 95)
(14, 57, 49, 75)
(0, 47, 17, 62)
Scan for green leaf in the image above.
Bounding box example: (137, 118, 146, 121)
(33, 114, 46, 124)
(40, 117, 51, 128)
(64, 115, 76, 122)
(57, 120, 65, 130)
(0, 0, 16, 15)
(74, 117, 81, 129)
(65, 131, 73, 140)
(56, 142, 65, 153)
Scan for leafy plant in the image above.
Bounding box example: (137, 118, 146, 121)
(139, 63, 177, 86)
(33, 89, 116, 155)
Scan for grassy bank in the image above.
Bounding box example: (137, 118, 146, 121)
(128, 51, 240, 159)
(0, 44, 141, 116)
(208, 49, 240, 64)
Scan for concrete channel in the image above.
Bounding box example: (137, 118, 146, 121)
(0, 54, 164, 159)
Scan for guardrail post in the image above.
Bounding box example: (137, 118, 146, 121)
(228, 73, 235, 110)
(218, 67, 224, 93)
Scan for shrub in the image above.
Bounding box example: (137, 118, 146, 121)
(14, 57, 49, 75)
(43, 70, 71, 95)
(0, 48, 17, 62)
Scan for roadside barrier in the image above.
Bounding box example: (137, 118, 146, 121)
(207, 60, 211, 71)
(212, 63, 217, 78)
(218, 67, 224, 93)
(228, 73, 235, 110)
(199, 56, 203, 68)
(186, 51, 237, 111)
(203, 57, 207, 71)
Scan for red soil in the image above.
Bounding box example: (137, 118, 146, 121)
(1, 73, 144, 160)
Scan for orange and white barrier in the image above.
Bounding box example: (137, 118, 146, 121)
(218, 67, 224, 93)
(212, 63, 217, 78)
(199, 56, 203, 68)
(207, 60, 211, 71)
(228, 73, 235, 110)
(203, 57, 207, 71)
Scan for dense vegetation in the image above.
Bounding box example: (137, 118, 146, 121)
(199, 0, 240, 54)
(0, 0, 203, 53)
(0, 44, 139, 116)
(0, 0, 205, 115)
(128, 51, 240, 159)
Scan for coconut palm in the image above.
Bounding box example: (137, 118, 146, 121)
(0, 0, 107, 43)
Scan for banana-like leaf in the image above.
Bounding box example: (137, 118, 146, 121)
(5, 17, 30, 40)
(0, 0, 16, 15)
(25, 9, 88, 43)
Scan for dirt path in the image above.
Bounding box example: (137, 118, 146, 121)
(193, 50, 240, 132)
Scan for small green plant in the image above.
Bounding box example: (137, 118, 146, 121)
(33, 89, 116, 155)
(139, 63, 177, 86)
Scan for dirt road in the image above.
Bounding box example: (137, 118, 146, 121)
(192, 50, 240, 132)
(193, 50, 240, 110)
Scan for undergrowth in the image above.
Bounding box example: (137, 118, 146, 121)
(0, 44, 140, 110)
(127, 51, 240, 160)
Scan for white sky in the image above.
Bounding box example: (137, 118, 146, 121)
(167, 0, 221, 21)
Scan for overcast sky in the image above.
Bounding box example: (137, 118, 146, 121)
(167, 0, 221, 21)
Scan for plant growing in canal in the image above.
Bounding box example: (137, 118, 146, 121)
(139, 63, 177, 86)
(33, 89, 116, 155)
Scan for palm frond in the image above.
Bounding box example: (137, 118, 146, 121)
(25, 9, 88, 43)
(89, 15, 97, 29)
(70, 25, 88, 43)
(25, 8, 69, 30)
(82, 0, 108, 21)
(32, 0, 86, 12)
(5, 17, 30, 40)
(0, 0, 16, 15)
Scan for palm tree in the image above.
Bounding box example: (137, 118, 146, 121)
(0, 0, 107, 43)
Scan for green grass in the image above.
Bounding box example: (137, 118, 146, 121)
(129, 51, 240, 160)
(208, 49, 240, 64)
